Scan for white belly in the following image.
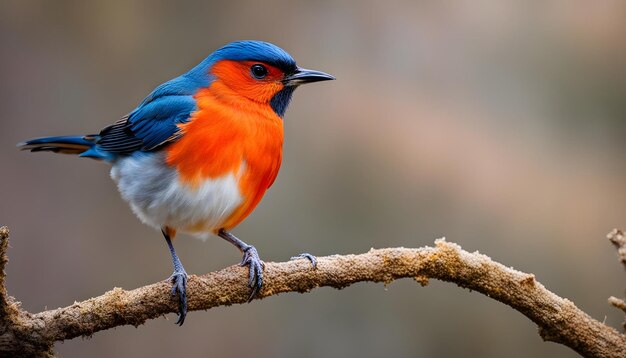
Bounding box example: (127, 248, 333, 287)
(110, 152, 243, 237)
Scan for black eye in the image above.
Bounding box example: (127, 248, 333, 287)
(250, 64, 268, 79)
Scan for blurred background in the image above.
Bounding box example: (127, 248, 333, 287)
(1, 1, 625, 357)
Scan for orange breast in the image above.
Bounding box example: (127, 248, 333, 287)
(165, 78, 284, 231)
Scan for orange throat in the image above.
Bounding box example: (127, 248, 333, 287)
(165, 76, 284, 231)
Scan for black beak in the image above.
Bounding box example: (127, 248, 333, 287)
(283, 67, 335, 86)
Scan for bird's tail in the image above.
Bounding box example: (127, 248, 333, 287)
(18, 135, 105, 158)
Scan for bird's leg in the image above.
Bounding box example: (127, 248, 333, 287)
(290, 253, 318, 269)
(218, 229, 264, 302)
(162, 227, 188, 326)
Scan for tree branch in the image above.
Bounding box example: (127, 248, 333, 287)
(1, 227, 625, 357)
(608, 229, 626, 332)
(608, 229, 626, 272)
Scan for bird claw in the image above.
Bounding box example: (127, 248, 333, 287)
(240, 245, 264, 302)
(290, 253, 318, 269)
(169, 270, 188, 325)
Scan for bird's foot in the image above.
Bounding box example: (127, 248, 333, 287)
(168, 270, 188, 325)
(290, 253, 318, 269)
(240, 245, 264, 302)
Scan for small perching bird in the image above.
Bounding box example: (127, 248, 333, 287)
(19, 40, 334, 325)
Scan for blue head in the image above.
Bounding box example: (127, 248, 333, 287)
(186, 40, 335, 117)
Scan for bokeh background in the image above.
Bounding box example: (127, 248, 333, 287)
(1, 1, 625, 357)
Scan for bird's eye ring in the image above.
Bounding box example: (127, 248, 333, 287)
(250, 64, 268, 79)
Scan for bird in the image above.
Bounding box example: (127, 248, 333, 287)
(18, 40, 334, 325)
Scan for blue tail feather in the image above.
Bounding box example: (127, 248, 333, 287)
(17, 135, 111, 160)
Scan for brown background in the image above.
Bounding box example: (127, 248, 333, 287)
(1, 1, 625, 357)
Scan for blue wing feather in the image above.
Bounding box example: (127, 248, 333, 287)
(96, 74, 210, 154)
(127, 95, 197, 150)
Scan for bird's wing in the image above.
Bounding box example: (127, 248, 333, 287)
(97, 82, 199, 154)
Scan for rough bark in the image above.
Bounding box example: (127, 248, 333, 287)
(608, 229, 626, 332)
(0, 226, 624, 357)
